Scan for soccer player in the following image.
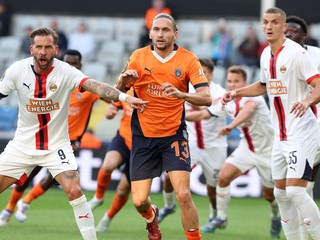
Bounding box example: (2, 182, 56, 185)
(0, 49, 103, 224)
(88, 88, 134, 232)
(285, 15, 320, 240)
(222, 8, 320, 239)
(202, 66, 281, 239)
(0, 27, 147, 240)
(115, 13, 212, 240)
(157, 58, 229, 225)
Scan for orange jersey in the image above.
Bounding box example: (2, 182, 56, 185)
(126, 45, 209, 138)
(68, 89, 100, 141)
(113, 90, 133, 150)
(145, 7, 172, 30)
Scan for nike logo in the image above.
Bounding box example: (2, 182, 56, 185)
(144, 67, 153, 74)
(23, 83, 31, 90)
(78, 213, 90, 219)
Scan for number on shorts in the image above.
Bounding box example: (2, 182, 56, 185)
(288, 150, 297, 165)
(58, 149, 66, 160)
(171, 140, 190, 161)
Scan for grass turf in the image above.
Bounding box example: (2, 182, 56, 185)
(1, 188, 310, 240)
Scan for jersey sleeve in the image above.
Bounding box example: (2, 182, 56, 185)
(0, 61, 19, 96)
(296, 50, 320, 84)
(188, 57, 209, 88)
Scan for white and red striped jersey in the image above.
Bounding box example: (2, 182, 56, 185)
(234, 96, 273, 153)
(306, 45, 320, 124)
(260, 39, 320, 141)
(187, 82, 228, 149)
(0, 57, 88, 155)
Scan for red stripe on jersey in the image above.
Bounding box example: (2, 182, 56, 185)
(34, 67, 54, 150)
(311, 105, 317, 118)
(270, 46, 287, 141)
(242, 127, 255, 152)
(306, 74, 320, 84)
(194, 121, 204, 149)
(36, 114, 50, 150)
(234, 97, 242, 117)
(274, 97, 287, 141)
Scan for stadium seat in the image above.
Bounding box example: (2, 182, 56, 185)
(190, 42, 212, 59)
(115, 18, 144, 52)
(91, 17, 116, 47)
(96, 41, 125, 73)
(82, 62, 108, 82)
(0, 106, 18, 131)
(176, 20, 202, 50)
(0, 36, 22, 63)
(11, 14, 40, 38)
(213, 66, 227, 87)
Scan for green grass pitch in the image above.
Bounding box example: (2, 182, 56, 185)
(1, 188, 314, 239)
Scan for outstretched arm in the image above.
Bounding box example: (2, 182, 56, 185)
(82, 79, 148, 112)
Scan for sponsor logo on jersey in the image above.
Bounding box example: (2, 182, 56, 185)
(268, 79, 288, 95)
(144, 67, 153, 74)
(23, 83, 31, 90)
(26, 99, 60, 113)
(175, 68, 182, 78)
(198, 68, 205, 76)
(146, 83, 166, 97)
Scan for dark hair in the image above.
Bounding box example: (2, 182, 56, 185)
(227, 66, 247, 81)
(30, 27, 59, 45)
(63, 49, 82, 62)
(286, 15, 308, 35)
(199, 58, 214, 72)
(153, 13, 178, 31)
(265, 7, 286, 21)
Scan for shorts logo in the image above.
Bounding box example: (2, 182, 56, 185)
(175, 68, 182, 78)
(280, 65, 286, 73)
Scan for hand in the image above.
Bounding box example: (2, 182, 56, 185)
(218, 126, 233, 137)
(119, 70, 139, 83)
(290, 101, 309, 117)
(221, 91, 237, 107)
(105, 103, 118, 119)
(126, 96, 149, 113)
(161, 82, 185, 99)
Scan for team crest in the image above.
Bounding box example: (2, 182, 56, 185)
(280, 65, 287, 73)
(175, 68, 182, 78)
(49, 82, 58, 92)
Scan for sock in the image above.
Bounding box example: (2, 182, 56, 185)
(162, 190, 175, 209)
(269, 199, 280, 220)
(286, 186, 320, 239)
(5, 188, 24, 212)
(184, 228, 201, 240)
(22, 183, 46, 204)
(299, 212, 309, 240)
(106, 194, 129, 219)
(69, 195, 97, 240)
(306, 181, 314, 199)
(273, 187, 300, 239)
(140, 205, 154, 223)
(95, 169, 111, 200)
(216, 186, 230, 220)
(208, 204, 217, 220)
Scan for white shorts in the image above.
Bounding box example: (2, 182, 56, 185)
(190, 144, 227, 187)
(272, 136, 318, 181)
(226, 140, 274, 188)
(0, 141, 78, 180)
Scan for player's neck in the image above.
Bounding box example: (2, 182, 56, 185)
(269, 37, 286, 55)
(154, 45, 175, 59)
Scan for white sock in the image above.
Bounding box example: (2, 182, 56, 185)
(216, 186, 230, 220)
(273, 187, 300, 240)
(269, 199, 280, 220)
(286, 186, 320, 240)
(209, 204, 217, 219)
(163, 190, 175, 209)
(69, 195, 97, 240)
(299, 212, 309, 240)
(306, 181, 315, 199)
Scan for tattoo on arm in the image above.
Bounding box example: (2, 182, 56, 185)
(82, 79, 120, 101)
